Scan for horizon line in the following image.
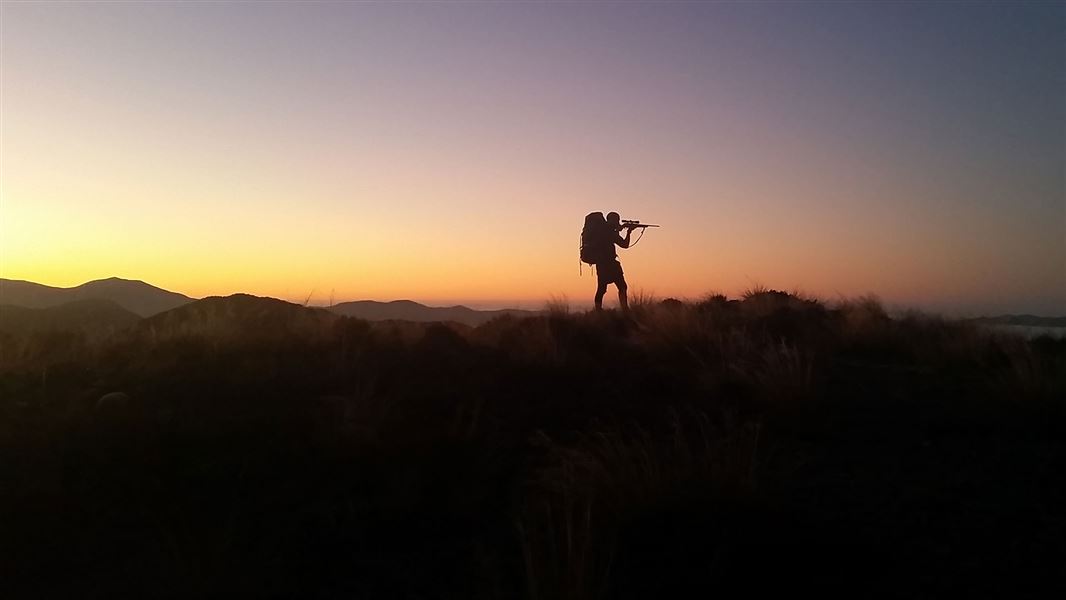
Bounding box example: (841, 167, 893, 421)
(2, 275, 1063, 319)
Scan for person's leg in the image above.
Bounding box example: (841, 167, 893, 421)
(594, 281, 608, 310)
(617, 277, 629, 313)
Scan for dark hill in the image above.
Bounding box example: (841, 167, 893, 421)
(330, 299, 537, 326)
(140, 294, 338, 341)
(970, 314, 1066, 328)
(0, 277, 194, 317)
(0, 299, 141, 337)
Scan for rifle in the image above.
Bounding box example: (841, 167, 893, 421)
(621, 219, 660, 229)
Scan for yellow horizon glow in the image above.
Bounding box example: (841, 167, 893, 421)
(2, 3, 1062, 315)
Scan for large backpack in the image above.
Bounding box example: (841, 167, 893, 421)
(580, 212, 610, 266)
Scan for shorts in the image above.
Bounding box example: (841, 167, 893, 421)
(596, 260, 625, 286)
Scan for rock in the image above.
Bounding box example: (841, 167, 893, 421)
(95, 391, 130, 411)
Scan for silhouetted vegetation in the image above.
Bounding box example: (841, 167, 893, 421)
(2, 291, 1064, 598)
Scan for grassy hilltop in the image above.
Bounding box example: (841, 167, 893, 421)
(1, 290, 1064, 598)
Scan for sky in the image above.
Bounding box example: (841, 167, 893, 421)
(1, 1, 1063, 315)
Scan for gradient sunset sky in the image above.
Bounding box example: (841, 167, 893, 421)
(2, 2, 1063, 314)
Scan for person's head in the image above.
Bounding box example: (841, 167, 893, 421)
(606, 212, 621, 230)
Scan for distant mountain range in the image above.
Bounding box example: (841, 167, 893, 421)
(8, 277, 1056, 334)
(0, 277, 193, 317)
(0, 278, 539, 329)
(330, 300, 536, 326)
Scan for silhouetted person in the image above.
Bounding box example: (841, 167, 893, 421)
(594, 212, 632, 312)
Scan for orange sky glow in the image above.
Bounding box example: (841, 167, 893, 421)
(2, 3, 1062, 314)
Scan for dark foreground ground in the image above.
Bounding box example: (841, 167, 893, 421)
(2, 292, 1064, 599)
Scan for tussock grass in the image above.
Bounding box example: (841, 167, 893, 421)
(627, 289, 658, 310)
(0, 290, 1063, 597)
(545, 294, 572, 317)
(518, 410, 761, 600)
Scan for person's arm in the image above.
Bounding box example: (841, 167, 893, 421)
(615, 227, 633, 249)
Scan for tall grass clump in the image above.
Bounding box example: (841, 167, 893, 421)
(988, 334, 1066, 408)
(627, 289, 658, 311)
(3, 288, 1064, 598)
(518, 410, 761, 600)
(546, 295, 572, 317)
